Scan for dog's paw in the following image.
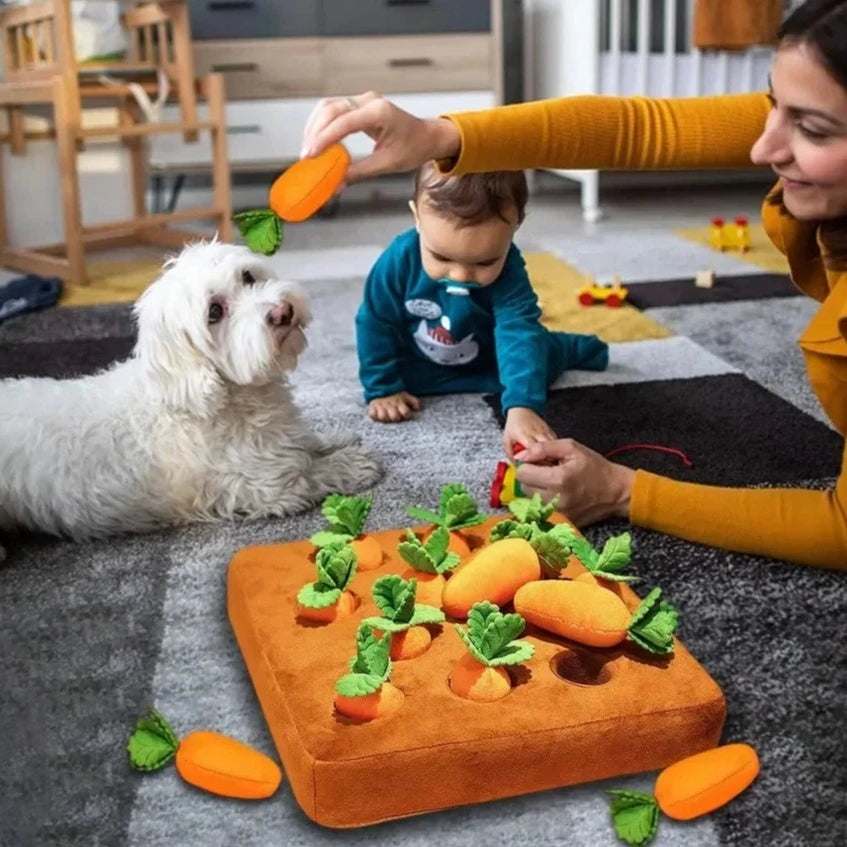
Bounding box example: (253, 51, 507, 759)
(313, 427, 361, 454)
(312, 444, 383, 494)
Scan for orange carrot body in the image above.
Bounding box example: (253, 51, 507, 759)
(449, 653, 512, 702)
(269, 143, 350, 222)
(334, 682, 404, 721)
(174, 731, 282, 800)
(574, 570, 627, 600)
(297, 590, 357, 623)
(442, 538, 540, 619)
(350, 535, 383, 570)
(399, 569, 445, 606)
(514, 579, 630, 647)
(655, 743, 760, 820)
(375, 626, 432, 660)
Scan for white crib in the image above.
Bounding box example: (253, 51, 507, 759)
(528, 0, 776, 221)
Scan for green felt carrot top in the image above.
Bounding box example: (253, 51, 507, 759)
(406, 483, 486, 531)
(554, 527, 638, 583)
(504, 493, 559, 530)
(233, 209, 283, 256)
(297, 541, 357, 609)
(456, 601, 535, 668)
(626, 587, 678, 655)
(360, 575, 445, 633)
(335, 625, 393, 698)
(311, 493, 373, 547)
(397, 526, 460, 575)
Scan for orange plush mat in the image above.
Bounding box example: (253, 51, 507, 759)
(227, 516, 726, 829)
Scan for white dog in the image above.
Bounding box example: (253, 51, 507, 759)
(0, 241, 382, 559)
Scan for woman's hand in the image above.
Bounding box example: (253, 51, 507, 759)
(300, 92, 462, 184)
(515, 439, 636, 526)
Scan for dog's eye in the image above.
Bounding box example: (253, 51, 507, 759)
(208, 302, 224, 324)
(241, 269, 256, 285)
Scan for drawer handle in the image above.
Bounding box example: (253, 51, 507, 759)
(207, 1, 255, 11)
(226, 124, 261, 135)
(212, 63, 259, 73)
(388, 57, 434, 68)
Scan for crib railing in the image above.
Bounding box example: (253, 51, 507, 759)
(530, 0, 774, 221)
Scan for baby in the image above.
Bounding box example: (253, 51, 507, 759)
(355, 163, 609, 453)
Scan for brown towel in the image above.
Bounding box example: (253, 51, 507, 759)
(693, 0, 784, 50)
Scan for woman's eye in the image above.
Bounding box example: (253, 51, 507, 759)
(241, 269, 256, 284)
(798, 124, 827, 140)
(208, 302, 224, 323)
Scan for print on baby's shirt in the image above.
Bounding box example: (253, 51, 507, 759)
(405, 298, 479, 367)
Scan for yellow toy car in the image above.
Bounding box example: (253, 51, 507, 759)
(577, 276, 629, 307)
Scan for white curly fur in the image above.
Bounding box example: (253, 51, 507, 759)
(0, 241, 382, 559)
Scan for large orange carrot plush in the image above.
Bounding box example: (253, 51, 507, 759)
(127, 707, 282, 800)
(406, 483, 487, 557)
(514, 580, 678, 655)
(441, 537, 540, 619)
(396, 525, 460, 606)
(334, 624, 404, 721)
(449, 601, 535, 702)
(296, 541, 358, 623)
(311, 493, 383, 570)
(608, 743, 760, 844)
(360, 574, 445, 660)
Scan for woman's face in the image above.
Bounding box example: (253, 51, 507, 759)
(751, 42, 847, 220)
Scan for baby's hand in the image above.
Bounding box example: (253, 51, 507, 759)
(503, 407, 556, 459)
(368, 392, 421, 423)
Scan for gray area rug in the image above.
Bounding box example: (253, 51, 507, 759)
(1, 276, 845, 847)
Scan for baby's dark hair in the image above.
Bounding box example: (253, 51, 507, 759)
(413, 162, 528, 228)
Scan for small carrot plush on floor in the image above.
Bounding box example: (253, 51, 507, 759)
(334, 624, 404, 721)
(296, 540, 358, 623)
(514, 580, 678, 655)
(449, 601, 535, 702)
(311, 493, 383, 570)
(127, 707, 282, 800)
(360, 574, 445, 659)
(406, 483, 487, 557)
(441, 537, 540, 619)
(608, 743, 760, 845)
(396, 525, 460, 606)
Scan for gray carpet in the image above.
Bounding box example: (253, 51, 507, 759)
(1, 273, 845, 847)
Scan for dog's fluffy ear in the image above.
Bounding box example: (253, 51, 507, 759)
(132, 273, 225, 418)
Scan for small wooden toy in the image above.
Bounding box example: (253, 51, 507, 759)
(709, 216, 725, 250)
(708, 215, 750, 253)
(694, 269, 715, 288)
(577, 274, 629, 307)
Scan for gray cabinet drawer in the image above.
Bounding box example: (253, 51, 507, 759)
(188, 0, 319, 40)
(319, 0, 490, 36)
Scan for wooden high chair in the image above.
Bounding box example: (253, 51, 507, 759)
(0, 0, 232, 285)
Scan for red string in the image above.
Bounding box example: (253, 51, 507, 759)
(604, 443, 693, 467)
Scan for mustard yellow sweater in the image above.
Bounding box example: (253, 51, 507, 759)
(444, 93, 847, 569)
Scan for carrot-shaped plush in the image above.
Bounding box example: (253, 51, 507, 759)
(311, 493, 383, 570)
(127, 707, 282, 800)
(608, 743, 760, 845)
(449, 601, 535, 702)
(334, 624, 404, 721)
(441, 537, 541, 619)
(514, 581, 678, 654)
(296, 541, 358, 623)
(361, 574, 445, 660)
(489, 519, 575, 578)
(396, 525, 460, 606)
(406, 482, 486, 557)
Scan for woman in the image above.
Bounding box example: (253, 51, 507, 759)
(300, 0, 847, 569)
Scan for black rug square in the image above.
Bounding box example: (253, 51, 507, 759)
(626, 272, 799, 309)
(485, 373, 842, 486)
(0, 336, 135, 380)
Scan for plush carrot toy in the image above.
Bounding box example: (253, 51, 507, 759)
(406, 482, 487, 557)
(489, 518, 576, 579)
(233, 143, 350, 255)
(549, 524, 638, 585)
(127, 707, 282, 800)
(334, 624, 404, 721)
(490, 492, 559, 533)
(311, 493, 383, 570)
(441, 537, 541, 619)
(360, 574, 445, 660)
(449, 601, 535, 702)
(514, 581, 678, 655)
(296, 540, 358, 623)
(608, 743, 760, 845)
(396, 525, 460, 606)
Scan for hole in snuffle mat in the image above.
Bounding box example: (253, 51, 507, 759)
(549, 647, 614, 687)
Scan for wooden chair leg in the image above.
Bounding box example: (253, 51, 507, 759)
(205, 73, 232, 243)
(53, 77, 86, 284)
(120, 96, 147, 219)
(170, 1, 199, 143)
(8, 107, 26, 155)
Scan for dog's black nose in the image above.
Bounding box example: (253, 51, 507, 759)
(268, 301, 293, 327)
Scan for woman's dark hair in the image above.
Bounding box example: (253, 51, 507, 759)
(770, 0, 847, 267)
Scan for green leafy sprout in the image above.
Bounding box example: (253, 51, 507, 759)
(406, 483, 486, 531)
(233, 208, 283, 256)
(505, 493, 559, 530)
(360, 574, 445, 633)
(397, 526, 460, 575)
(608, 790, 660, 846)
(126, 707, 180, 772)
(310, 493, 373, 548)
(545, 525, 640, 584)
(335, 625, 392, 698)
(626, 587, 678, 655)
(455, 601, 535, 667)
(296, 541, 357, 609)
